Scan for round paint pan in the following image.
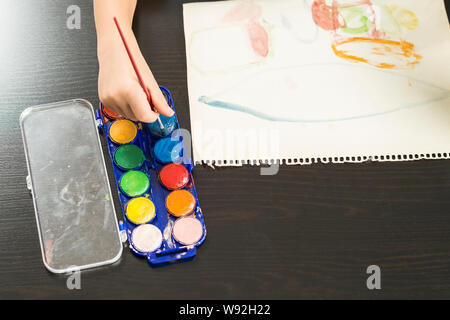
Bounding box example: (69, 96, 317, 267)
(101, 103, 122, 121)
(153, 137, 183, 164)
(126, 197, 156, 225)
(114, 144, 145, 171)
(120, 170, 150, 197)
(159, 163, 189, 190)
(166, 190, 196, 217)
(172, 217, 203, 246)
(131, 224, 163, 253)
(146, 114, 176, 138)
(109, 119, 137, 145)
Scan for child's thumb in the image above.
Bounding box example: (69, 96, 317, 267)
(148, 86, 175, 117)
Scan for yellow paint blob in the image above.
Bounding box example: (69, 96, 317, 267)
(389, 5, 419, 30)
(109, 120, 137, 144)
(126, 197, 156, 224)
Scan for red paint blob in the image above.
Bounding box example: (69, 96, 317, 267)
(311, 0, 341, 31)
(247, 21, 269, 57)
(159, 164, 189, 190)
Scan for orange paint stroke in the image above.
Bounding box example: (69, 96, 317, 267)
(332, 37, 422, 69)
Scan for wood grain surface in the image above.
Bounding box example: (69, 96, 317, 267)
(0, 0, 449, 299)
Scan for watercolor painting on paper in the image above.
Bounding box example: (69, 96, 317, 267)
(183, 0, 450, 165)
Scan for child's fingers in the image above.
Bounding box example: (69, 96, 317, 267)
(122, 103, 138, 122)
(99, 87, 137, 121)
(137, 54, 175, 117)
(115, 98, 137, 121)
(127, 86, 159, 123)
(102, 100, 136, 121)
(103, 104, 122, 117)
(148, 85, 175, 117)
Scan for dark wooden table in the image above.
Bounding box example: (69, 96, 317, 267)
(0, 0, 449, 299)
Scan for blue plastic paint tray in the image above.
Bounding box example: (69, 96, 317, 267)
(96, 87, 207, 266)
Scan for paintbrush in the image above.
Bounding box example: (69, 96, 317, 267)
(113, 17, 165, 131)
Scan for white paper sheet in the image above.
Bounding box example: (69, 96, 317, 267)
(183, 0, 450, 165)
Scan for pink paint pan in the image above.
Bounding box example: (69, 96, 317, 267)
(172, 217, 204, 246)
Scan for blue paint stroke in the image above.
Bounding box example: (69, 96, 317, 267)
(199, 94, 450, 123)
(198, 63, 450, 123)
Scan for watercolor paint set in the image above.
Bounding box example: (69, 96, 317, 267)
(96, 86, 206, 266)
(20, 87, 206, 273)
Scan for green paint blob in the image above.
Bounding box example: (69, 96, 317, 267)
(114, 144, 145, 170)
(339, 6, 371, 35)
(120, 171, 150, 197)
(342, 16, 370, 34)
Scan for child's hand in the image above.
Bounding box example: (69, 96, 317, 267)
(97, 28, 174, 122)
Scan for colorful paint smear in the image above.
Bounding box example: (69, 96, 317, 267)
(311, 0, 341, 31)
(311, 0, 421, 69)
(339, 6, 370, 34)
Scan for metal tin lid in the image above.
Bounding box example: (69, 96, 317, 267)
(20, 99, 123, 273)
